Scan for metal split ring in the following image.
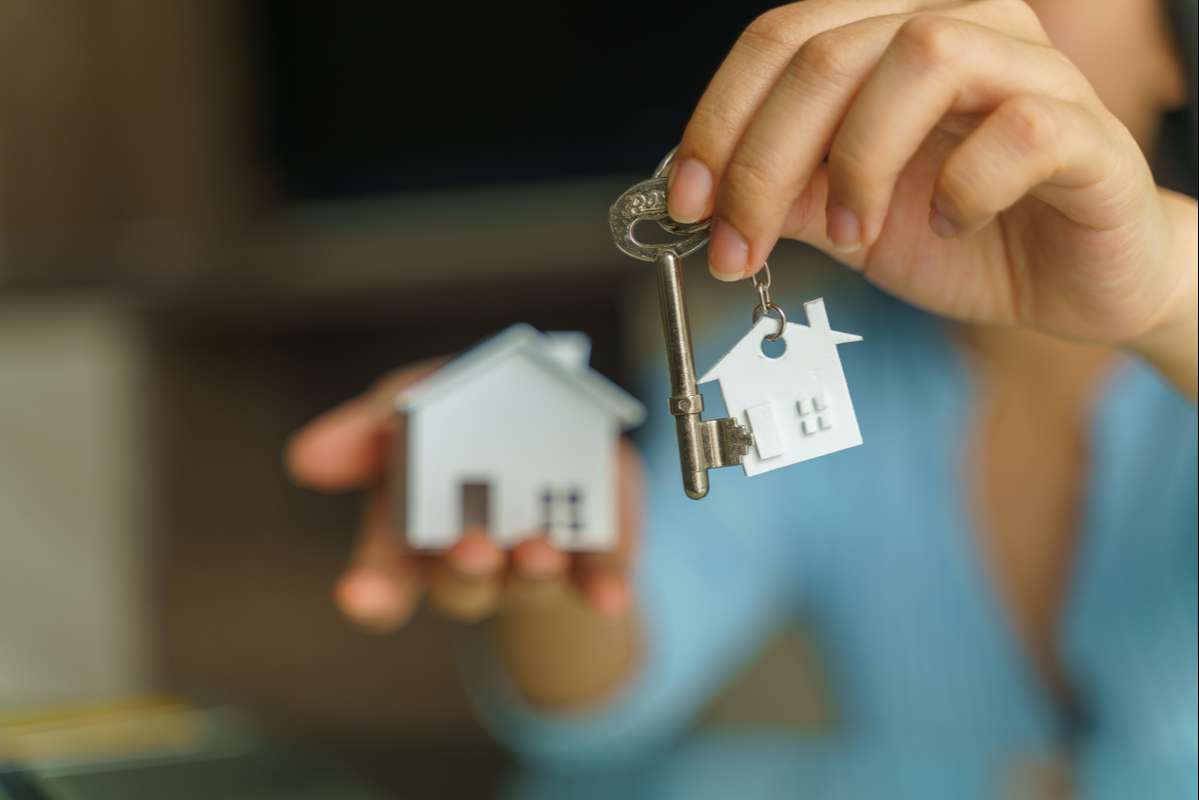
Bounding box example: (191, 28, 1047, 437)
(750, 261, 785, 341)
(751, 262, 772, 309)
(752, 301, 787, 342)
(653, 147, 711, 239)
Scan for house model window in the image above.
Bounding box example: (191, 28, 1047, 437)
(393, 325, 644, 552)
(797, 390, 835, 435)
(538, 486, 584, 542)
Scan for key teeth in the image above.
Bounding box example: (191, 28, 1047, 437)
(702, 417, 754, 468)
(728, 422, 753, 459)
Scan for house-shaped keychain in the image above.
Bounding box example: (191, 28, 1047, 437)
(699, 299, 863, 477)
(394, 324, 645, 551)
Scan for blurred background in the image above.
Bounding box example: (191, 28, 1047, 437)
(1, 2, 858, 796)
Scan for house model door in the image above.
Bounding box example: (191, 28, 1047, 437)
(461, 481, 491, 532)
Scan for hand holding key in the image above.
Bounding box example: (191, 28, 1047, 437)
(286, 359, 643, 632)
(667, 0, 1197, 396)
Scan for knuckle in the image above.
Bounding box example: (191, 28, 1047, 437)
(723, 149, 778, 210)
(1042, 46, 1074, 73)
(743, 6, 806, 50)
(1043, 48, 1095, 101)
(785, 178, 821, 233)
(685, 101, 742, 154)
(896, 15, 963, 68)
(826, 144, 873, 194)
(791, 29, 855, 81)
(1000, 97, 1056, 151)
(936, 161, 981, 218)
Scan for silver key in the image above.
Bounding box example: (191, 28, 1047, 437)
(608, 151, 752, 499)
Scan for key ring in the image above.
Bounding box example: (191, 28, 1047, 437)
(751, 262, 787, 341)
(652, 148, 711, 239)
(608, 148, 710, 262)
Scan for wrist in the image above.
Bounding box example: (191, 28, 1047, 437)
(1128, 190, 1198, 398)
(494, 583, 640, 711)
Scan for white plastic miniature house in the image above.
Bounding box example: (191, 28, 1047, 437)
(699, 299, 862, 477)
(394, 324, 645, 551)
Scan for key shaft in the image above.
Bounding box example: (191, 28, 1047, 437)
(656, 251, 709, 499)
(608, 149, 753, 500)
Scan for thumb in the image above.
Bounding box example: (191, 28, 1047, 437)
(286, 359, 444, 491)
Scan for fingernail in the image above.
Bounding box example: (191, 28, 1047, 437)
(338, 573, 411, 632)
(517, 542, 566, 579)
(667, 158, 712, 223)
(588, 574, 631, 618)
(452, 539, 502, 577)
(825, 204, 861, 252)
(928, 200, 958, 238)
(708, 219, 749, 280)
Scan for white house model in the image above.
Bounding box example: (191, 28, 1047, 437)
(699, 299, 863, 477)
(393, 324, 645, 551)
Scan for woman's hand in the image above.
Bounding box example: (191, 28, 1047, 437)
(286, 359, 643, 633)
(668, 0, 1197, 391)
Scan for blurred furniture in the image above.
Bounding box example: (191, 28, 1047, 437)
(0, 300, 152, 708)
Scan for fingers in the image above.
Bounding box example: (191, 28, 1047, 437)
(779, 163, 833, 245)
(932, 96, 1113, 237)
(709, 15, 907, 278)
(511, 536, 569, 580)
(670, 0, 906, 227)
(824, 18, 1089, 254)
(505, 537, 573, 611)
(430, 441, 644, 620)
(427, 531, 507, 623)
(287, 396, 394, 491)
(335, 490, 422, 633)
(338, 488, 509, 631)
(575, 558, 634, 618)
(286, 359, 445, 491)
(335, 436, 645, 631)
(339, 509, 560, 629)
(715, 8, 1065, 276)
(673, 0, 1065, 279)
(335, 568, 420, 634)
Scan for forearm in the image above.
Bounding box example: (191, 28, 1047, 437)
(491, 580, 641, 711)
(1130, 190, 1198, 401)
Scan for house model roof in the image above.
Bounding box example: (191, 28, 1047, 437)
(699, 298, 862, 384)
(395, 323, 646, 428)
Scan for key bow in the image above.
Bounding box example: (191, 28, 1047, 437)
(608, 154, 711, 262)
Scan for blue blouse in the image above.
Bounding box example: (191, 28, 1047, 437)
(466, 289, 1197, 784)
